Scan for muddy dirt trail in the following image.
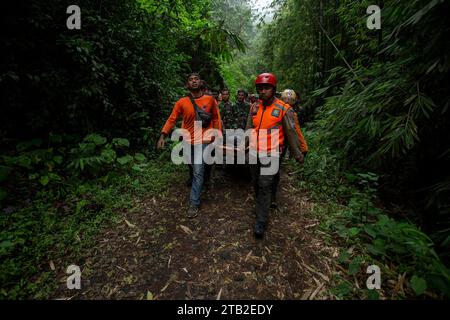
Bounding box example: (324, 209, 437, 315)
(52, 165, 339, 300)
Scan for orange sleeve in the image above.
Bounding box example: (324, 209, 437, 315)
(293, 113, 308, 153)
(161, 100, 183, 135)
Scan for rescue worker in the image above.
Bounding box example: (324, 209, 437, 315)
(157, 73, 222, 218)
(280, 89, 297, 106)
(280, 89, 308, 156)
(283, 89, 305, 126)
(246, 73, 307, 238)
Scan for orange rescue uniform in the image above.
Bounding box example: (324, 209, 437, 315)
(248, 98, 308, 155)
(161, 95, 222, 144)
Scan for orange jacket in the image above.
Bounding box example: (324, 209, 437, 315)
(161, 95, 222, 144)
(291, 105, 308, 154)
(246, 98, 308, 156)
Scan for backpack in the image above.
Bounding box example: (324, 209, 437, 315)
(189, 95, 212, 128)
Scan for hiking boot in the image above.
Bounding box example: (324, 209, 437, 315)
(187, 205, 199, 218)
(253, 221, 265, 238)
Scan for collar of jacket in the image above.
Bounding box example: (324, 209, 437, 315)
(261, 96, 275, 107)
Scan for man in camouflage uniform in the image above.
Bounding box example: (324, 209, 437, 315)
(219, 88, 234, 130)
(234, 89, 250, 130)
(211, 88, 220, 103)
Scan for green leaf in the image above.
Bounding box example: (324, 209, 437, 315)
(366, 289, 380, 300)
(5, 155, 32, 169)
(410, 275, 427, 295)
(40, 176, 49, 186)
(78, 143, 96, 154)
(134, 153, 146, 162)
(49, 133, 63, 144)
(312, 86, 331, 97)
(53, 156, 63, 165)
(117, 155, 133, 165)
(368, 207, 381, 216)
(146, 291, 153, 300)
(367, 238, 386, 256)
(76, 199, 88, 214)
(338, 250, 350, 264)
(348, 227, 361, 237)
(48, 173, 62, 182)
(345, 173, 358, 182)
(112, 138, 130, 148)
(348, 256, 363, 275)
(441, 234, 450, 247)
(84, 134, 107, 146)
(334, 281, 352, 297)
(29, 173, 39, 180)
(101, 149, 117, 163)
(0, 240, 14, 250)
(364, 225, 377, 238)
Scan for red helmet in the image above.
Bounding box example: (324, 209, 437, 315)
(255, 73, 277, 87)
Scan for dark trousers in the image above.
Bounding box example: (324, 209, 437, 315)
(250, 158, 281, 225)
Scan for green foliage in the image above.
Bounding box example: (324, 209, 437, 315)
(0, 157, 181, 299)
(410, 275, 427, 296)
(250, 0, 450, 290)
(363, 214, 450, 296)
(2, 0, 245, 146)
(290, 129, 450, 298)
(311, 0, 450, 254)
(0, 0, 244, 300)
(1, 141, 66, 197)
(213, 0, 258, 94)
(0, 131, 171, 297)
(348, 256, 364, 276)
(219, 48, 260, 96)
(67, 134, 134, 176)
